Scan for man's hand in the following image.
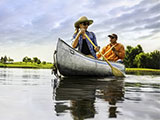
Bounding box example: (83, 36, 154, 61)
(79, 28, 85, 35)
(112, 47, 116, 52)
(112, 47, 119, 56)
(94, 46, 100, 52)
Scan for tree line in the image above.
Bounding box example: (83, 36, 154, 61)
(1, 46, 160, 69)
(124, 45, 160, 69)
(0, 56, 14, 63)
(0, 56, 47, 64)
(22, 56, 43, 64)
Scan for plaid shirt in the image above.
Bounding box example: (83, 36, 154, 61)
(97, 43, 125, 61)
(73, 31, 98, 58)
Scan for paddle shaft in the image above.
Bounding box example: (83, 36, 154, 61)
(84, 34, 112, 67)
(84, 34, 115, 56)
(104, 45, 116, 56)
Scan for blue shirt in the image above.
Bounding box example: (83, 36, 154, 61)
(73, 31, 98, 58)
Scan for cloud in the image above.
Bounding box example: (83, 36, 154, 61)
(0, 0, 160, 61)
(93, 0, 160, 41)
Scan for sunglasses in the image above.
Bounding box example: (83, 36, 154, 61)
(110, 36, 115, 39)
(80, 22, 89, 26)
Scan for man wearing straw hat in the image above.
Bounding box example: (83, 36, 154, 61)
(72, 16, 100, 58)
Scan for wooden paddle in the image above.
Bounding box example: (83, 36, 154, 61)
(84, 33, 125, 77)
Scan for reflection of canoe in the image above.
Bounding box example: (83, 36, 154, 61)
(55, 78, 97, 101)
(55, 77, 124, 101)
(54, 77, 124, 119)
(54, 38, 125, 76)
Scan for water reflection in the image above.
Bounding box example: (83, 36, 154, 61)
(97, 79, 124, 118)
(0, 68, 51, 86)
(53, 77, 124, 119)
(0, 68, 159, 120)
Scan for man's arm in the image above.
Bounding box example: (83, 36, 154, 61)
(72, 33, 80, 48)
(72, 28, 85, 48)
(112, 44, 125, 59)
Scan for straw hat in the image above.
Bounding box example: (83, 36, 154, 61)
(74, 16, 93, 28)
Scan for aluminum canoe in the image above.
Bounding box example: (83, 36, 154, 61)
(54, 38, 125, 76)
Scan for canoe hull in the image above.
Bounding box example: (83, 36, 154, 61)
(55, 38, 125, 76)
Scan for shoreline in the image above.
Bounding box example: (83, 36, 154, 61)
(0, 63, 160, 75)
(0, 62, 53, 69)
(125, 68, 160, 75)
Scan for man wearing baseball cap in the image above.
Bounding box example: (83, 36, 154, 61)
(97, 33, 125, 62)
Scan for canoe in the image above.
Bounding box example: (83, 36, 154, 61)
(53, 38, 125, 77)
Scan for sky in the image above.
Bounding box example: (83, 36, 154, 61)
(0, 0, 160, 62)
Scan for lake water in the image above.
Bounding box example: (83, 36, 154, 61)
(0, 68, 159, 120)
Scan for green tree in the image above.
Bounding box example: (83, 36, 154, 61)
(42, 61, 46, 64)
(33, 57, 38, 63)
(134, 53, 151, 68)
(149, 50, 160, 69)
(22, 56, 32, 63)
(27, 58, 32, 62)
(124, 45, 143, 68)
(23, 56, 28, 63)
(0, 57, 4, 63)
(37, 59, 41, 64)
(128, 49, 160, 69)
(3, 56, 7, 64)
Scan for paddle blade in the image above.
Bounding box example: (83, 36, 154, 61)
(112, 66, 125, 77)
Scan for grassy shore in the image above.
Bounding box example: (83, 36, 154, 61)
(0, 62, 160, 75)
(126, 68, 160, 75)
(0, 62, 53, 69)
